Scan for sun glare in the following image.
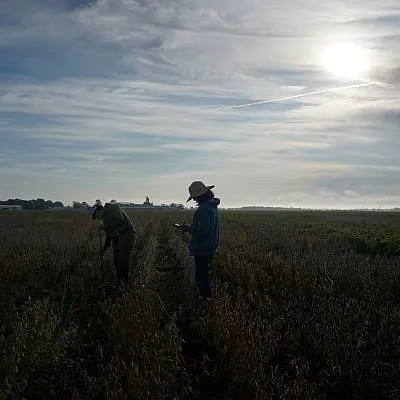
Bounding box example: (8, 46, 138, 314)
(322, 42, 370, 81)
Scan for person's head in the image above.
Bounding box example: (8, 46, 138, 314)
(194, 189, 214, 204)
(187, 181, 215, 204)
(89, 204, 104, 220)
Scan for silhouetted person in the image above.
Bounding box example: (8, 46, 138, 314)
(90, 202, 136, 286)
(177, 181, 220, 300)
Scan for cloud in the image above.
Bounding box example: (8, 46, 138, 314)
(344, 13, 400, 31)
(0, 0, 399, 207)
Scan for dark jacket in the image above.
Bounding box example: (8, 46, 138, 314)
(187, 197, 220, 256)
(102, 203, 136, 251)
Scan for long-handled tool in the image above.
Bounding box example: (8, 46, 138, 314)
(99, 229, 105, 283)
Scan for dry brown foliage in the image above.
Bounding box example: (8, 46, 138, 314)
(0, 210, 399, 399)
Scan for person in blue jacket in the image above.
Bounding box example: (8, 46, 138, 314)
(177, 181, 220, 300)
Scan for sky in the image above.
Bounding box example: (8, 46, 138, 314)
(0, 0, 399, 208)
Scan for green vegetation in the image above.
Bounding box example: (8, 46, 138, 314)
(0, 210, 399, 399)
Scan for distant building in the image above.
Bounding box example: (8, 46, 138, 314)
(0, 204, 23, 211)
(144, 196, 152, 206)
(117, 196, 184, 210)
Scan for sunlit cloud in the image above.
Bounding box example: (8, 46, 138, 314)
(0, 0, 399, 207)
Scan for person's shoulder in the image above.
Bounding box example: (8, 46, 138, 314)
(104, 203, 121, 216)
(105, 202, 120, 209)
(204, 198, 220, 209)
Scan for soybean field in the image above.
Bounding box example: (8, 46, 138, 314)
(1, 209, 399, 399)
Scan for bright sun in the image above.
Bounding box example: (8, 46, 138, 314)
(322, 43, 370, 80)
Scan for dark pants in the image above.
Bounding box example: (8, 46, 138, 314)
(112, 231, 135, 285)
(194, 255, 213, 299)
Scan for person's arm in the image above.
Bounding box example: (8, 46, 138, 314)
(102, 210, 120, 236)
(99, 221, 111, 254)
(103, 230, 112, 252)
(187, 207, 210, 238)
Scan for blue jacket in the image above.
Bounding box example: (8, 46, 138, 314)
(187, 197, 220, 256)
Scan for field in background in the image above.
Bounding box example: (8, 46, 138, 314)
(0, 209, 399, 399)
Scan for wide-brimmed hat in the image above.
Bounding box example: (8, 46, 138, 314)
(187, 181, 215, 202)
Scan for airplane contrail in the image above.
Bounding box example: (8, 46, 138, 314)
(227, 81, 379, 110)
(148, 80, 382, 122)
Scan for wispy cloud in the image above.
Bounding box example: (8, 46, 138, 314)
(0, 0, 399, 207)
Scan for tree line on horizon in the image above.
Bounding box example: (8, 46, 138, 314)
(0, 198, 186, 210)
(0, 198, 65, 210)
